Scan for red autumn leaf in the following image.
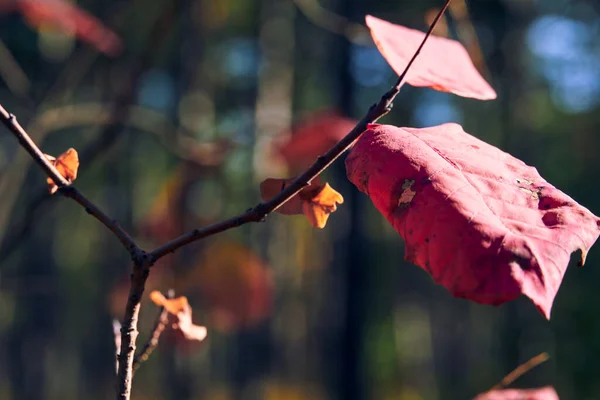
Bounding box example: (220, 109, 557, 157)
(365, 15, 496, 100)
(474, 386, 559, 400)
(180, 241, 273, 332)
(276, 110, 358, 173)
(345, 123, 600, 319)
(10, 0, 122, 56)
(150, 291, 207, 342)
(44, 147, 79, 194)
(260, 177, 344, 229)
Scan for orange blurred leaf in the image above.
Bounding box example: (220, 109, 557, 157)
(260, 177, 343, 229)
(44, 147, 78, 194)
(141, 169, 187, 243)
(182, 241, 273, 332)
(149, 291, 189, 315)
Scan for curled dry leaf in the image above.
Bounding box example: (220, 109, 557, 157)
(12, 0, 123, 56)
(149, 291, 207, 342)
(149, 291, 188, 315)
(174, 305, 208, 342)
(276, 110, 357, 173)
(44, 148, 79, 194)
(473, 386, 559, 400)
(260, 177, 344, 229)
(365, 15, 496, 100)
(346, 123, 600, 319)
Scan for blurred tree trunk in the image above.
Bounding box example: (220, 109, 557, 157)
(7, 225, 58, 400)
(330, 0, 367, 399)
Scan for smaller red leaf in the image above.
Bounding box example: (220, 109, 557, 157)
(16, 0, 123, 56)
(473, 386, 559, 400)
(260, 178, 306, 215)
(276, 110, 357, 173)
(366, 15, 496, 100)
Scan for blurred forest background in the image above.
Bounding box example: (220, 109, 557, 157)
(1, 0, 600, 399)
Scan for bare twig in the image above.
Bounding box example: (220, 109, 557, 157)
(133, 289, 174, 371)
(0, 103, 143, 260)
(27, 103, 232, 166)
(490, 352, 550, 391)
(149, 0, 453, 263)
(0, 39, 31, 99)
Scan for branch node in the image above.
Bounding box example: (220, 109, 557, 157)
(131, 250, 151, 267)
(59, 186, 75, 196)
(252, 205, 268, 221)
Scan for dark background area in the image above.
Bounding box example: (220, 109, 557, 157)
(0, 0, 599, 399)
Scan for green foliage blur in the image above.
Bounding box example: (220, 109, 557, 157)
(1, 0, 599, 399)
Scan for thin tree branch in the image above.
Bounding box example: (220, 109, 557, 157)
(0, 105, 70, 187)
(0, 103, 142, 260)
(0, 39, 31, 100)
(117, 262, 150, 400)
(133, 289, 174, 371)
(27, 103, 232, 166)
(149, 0, 453, 263)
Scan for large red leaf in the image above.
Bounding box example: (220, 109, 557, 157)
(474, 386, 559, 400)
(12, 0, 122, 56)
(366, 15, 496, 100)
(346, 123, 600, 319)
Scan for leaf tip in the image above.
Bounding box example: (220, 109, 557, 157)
(149, 290, 166, 306)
